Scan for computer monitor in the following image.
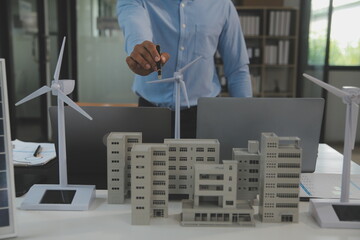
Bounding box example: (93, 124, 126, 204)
(49, 106, 172, 188)
(196, 97, 324, 173)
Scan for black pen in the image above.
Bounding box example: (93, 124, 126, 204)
(156, 45, 162, 79)
(33, 145, 42, 157)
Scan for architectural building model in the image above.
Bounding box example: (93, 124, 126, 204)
(164, 139, 220, 199)
(232, 141, 261, 201)
(181, 160, 255, 226)
(258, 133, 301, 223)
(131, 143, 169, 225)
(107, 132, 142, 204)
(107, 131, 301, 226)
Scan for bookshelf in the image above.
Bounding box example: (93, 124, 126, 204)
(216, 7, 299, 97)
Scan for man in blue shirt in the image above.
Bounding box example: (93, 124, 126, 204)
(117, 0, 252, 138)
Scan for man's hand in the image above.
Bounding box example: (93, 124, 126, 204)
(126, 41, 170, 76)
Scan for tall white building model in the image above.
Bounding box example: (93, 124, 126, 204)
(131, 144, 169, 225)
(258, 132, 302, 223)
(181, 160, 255, 226)
(107, 132, 142, 204)
(164, 139, 220, 199)
(232, 140, 261, 201)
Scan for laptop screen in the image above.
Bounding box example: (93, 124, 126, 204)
(49, 106, 172, 188)
(196, 97, 324, 173)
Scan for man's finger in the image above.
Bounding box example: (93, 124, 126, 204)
(143, 41, 161, 63)
(130, 49, 151, 70)
(161, 52, 170, 64)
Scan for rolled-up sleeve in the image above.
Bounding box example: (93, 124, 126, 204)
(117, 0, 153, 54)
(217, 3, 252, 98)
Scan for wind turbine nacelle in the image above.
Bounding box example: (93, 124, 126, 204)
(342, 86, 360, 94)
(51, 80, 75, 95)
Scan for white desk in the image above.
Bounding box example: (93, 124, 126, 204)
(14, 144, 360, 240)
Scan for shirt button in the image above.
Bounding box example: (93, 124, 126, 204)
(182, 24, 186, 28)
(181, 3, 185, 7)
(180, 46, 185, 51)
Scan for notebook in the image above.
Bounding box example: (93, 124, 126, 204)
(196, 97, 324, 173)
(49, 106, 171, 188)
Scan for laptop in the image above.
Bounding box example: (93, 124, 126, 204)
(49, 106, 171, 189)
(196, 97, 324, 173)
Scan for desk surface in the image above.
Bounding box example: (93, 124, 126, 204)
(14, 144, 360, 240)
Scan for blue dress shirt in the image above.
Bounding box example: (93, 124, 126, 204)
(117, 0, 252, 110)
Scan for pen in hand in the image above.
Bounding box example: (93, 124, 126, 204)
(33, 145, 42, 157)
(156, 45, 162, 79)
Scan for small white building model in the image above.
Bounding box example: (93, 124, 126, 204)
(164, 139, 220, 199)
(232, 140, 261, 201)
(131, 143, 169, 225)
(107, 132, 142, 204)
(258, 132, 302, 223)
(181, 160, 255, 226)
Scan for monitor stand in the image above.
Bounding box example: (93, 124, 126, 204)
(310, 199, 360, 229)
(20, 184, 95, 211)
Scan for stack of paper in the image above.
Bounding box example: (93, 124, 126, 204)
(12, 139, 56, 166)
(300, 173, 360, 199)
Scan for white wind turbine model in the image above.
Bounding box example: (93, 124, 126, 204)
(16, 37, 95, 211)
(148, 56, 202, 139)
(303, 73, 360, 229)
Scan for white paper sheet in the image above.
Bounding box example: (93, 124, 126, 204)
(12, 139, 56, 166)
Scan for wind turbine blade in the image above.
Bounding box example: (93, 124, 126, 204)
(147, 77, 176, 84)
(303, 73, 349, 99)
(54, 37, 66, 81)
(179, 80, 190, 108)
(15, 86, 52, 106)
(57, 90, 93, 120)
(178, 56, 202, 73)
(351, 102, 359, 149)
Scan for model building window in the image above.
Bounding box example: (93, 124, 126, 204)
(153, 151, 166, 156)
(169, 147, 176, 152)
(169, 156, 176, 161)
(153, 190, 166, 195)
(179, 166, 187, 170)
(179, 147, 187, 152)
(196, 147, 204, 152)
(226, 201, 234, 205)
(207, 157, 215, 162)
(179, 175, 187, 180)
(195, 157, 204, 162)
(249, 160, 259, 164)
(207, 148, 215, 152)
(180, 157, 187, 161)
(111, 151, 119, 154)
(277, 183, 298, 188)
(153, 161, 166, 166)
(153, 171, 166, 176)
(127, 138, 139, 143)
(153, 181, 166, 185)
(169, 175, 176, 180)
(153, 200, 165, 205)
(169, 166, 176, 170)
(136, 155, 145, 158)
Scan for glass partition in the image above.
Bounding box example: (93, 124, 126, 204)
(76, 0, 137, 104)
